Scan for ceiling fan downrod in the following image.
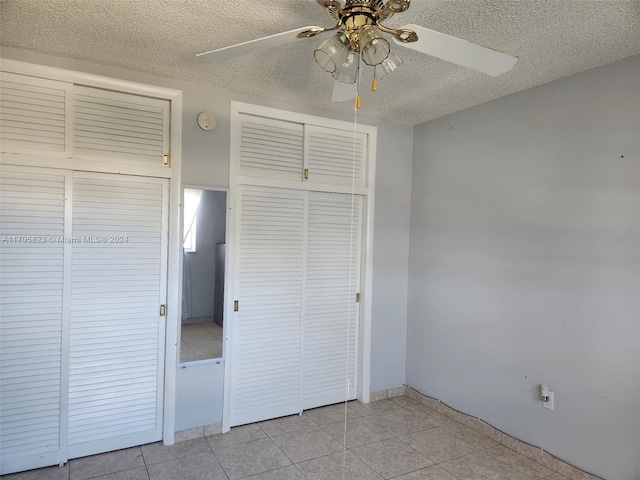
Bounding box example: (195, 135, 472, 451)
(298, 0, 419, 45)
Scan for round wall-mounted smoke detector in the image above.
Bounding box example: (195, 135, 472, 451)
(197, 111, 216, 131)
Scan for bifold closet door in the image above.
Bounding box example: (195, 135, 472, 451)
(68, 172, 168, 458)
(230, 186, 306, 427)
(230, 186, 364, 425)
(0, 166, 69, 475)
(303, 192, 361, 409)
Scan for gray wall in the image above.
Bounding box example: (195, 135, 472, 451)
(407, 55, 640, 480)
(370, 123, 412, 391)
(1, 47, 411, 395)
(175, 362, 224, 431)
(184, 189, 226, 320)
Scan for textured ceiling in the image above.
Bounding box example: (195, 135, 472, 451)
(1, 0, 639, 125)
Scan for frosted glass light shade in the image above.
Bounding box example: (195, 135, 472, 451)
(360, 25, 390, 66)
(376, 50, 403, 79)
(334, 51, 359, 84)
(314, 33, 350, 73)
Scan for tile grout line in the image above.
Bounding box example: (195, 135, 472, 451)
(406, 387, 604, 479)
(195, 399, 567, 480)
(9, 398, 571, 480)
(205, 436, 232, 480)
(432, 442, 557, 480)
(133, 447, 150, 480)
(477, 444, 547, 479)
(293, 463, 311, 480)
(358, 406, 549, 479)
(317, 404, 496, 474)
(438, 460, 464, 480)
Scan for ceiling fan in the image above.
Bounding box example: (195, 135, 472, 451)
(197, 0, 518, 106)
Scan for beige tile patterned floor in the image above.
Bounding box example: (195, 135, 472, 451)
(180, 320, 223, 362)
(5, 397, 571, 480)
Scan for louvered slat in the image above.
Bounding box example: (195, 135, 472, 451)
(0, 168, 66, 474)
(0, 73, 70, 155)
(239, 115, 304, 180)
(303, 192, 361, 409)
(306, 125, 367, 187)
(230, 186, 305, 426)
(68, 173, 166, 457)
(73, 86, 169, 167)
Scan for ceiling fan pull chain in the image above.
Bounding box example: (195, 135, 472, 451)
(355, 55, 362, 109)
(372, 67, 378, 92)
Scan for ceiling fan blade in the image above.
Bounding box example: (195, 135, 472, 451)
(197, 26, 322, 63)
(394, 24, 518, 76)
(331, 80, 358, 102)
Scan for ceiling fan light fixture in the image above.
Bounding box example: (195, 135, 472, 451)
(334, 50, 360, 84)
(360, 25, 390, 66)
(376, 49, 403, 79)
(197, 0, 520, 102)
(314, 32, 350, 73)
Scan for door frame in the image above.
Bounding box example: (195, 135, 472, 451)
(223, 102, 377, 432)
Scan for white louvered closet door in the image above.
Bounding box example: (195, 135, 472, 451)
(303, 192, 362, 410)
(0, 166, 69, 475)
(230, 186, 306, 426)
(0, 72, 72, 157)
(68, 172, 168, 458)
(237, 115, 304, 181)
(305, 125, 367, 187)
(73, 86, 169, 168)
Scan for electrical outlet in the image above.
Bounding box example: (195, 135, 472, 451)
(543, 391, 554, 410)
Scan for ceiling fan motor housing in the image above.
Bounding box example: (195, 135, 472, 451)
(326, 0, 388, 51)
(320, 0, 385, 26)
(344, 0, 385, 7)
(317, 0, 417, 48)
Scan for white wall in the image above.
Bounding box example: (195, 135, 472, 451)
(0, 47, 411, 395)
(407, 55, 640, 480)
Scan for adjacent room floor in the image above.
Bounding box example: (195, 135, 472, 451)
(5, 396, 571, 480)
(180, 320, 223, 362)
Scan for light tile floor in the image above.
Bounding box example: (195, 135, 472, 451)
(180, 320, 223, 362)
(5, 397, 572, 480)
